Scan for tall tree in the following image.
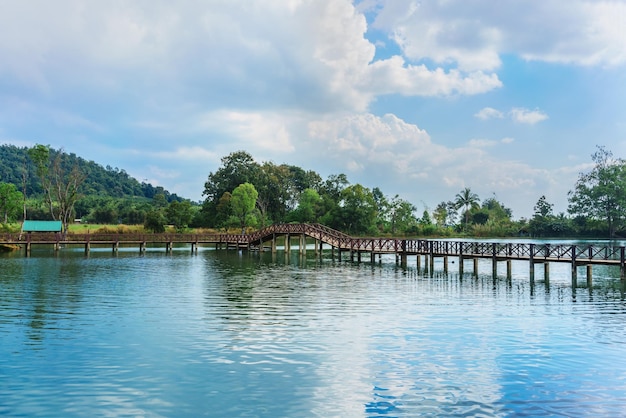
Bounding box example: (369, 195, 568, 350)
(28, 145, 87, 233)
(454, 187, 480, 229)
(166, 201, 195, 232)
(0, 182, 23, 224)
(568, 146, 626, 237)
(334, 184, 377, 234)
(201, 151, 260, 227)
(230, 183, 259, 233)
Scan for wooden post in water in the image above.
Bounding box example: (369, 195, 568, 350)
(429, 241, 434, 272)
(619, 247, 626, 280)
(473, 258, 479, 276)
(544, 263, 550, 280)
(587, 265, 593, 287)
(443, 255, 448, 274)
(571, 245, 577, 288)
(491, 243, 497, 277)
(506, 260, 512, 280)
(529, 244, 535, 283)
(416, 254, 421, 270)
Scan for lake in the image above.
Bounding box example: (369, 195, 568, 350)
(1, 243, 626, 417)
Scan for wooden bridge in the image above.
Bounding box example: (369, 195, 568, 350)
(2, 223, 625, 282)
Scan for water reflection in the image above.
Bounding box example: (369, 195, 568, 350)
(1, 248, 626, 416)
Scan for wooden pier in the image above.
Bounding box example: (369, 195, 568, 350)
(1, 223, 625, 283)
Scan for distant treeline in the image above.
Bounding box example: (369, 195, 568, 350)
(0, 144, 182, 201)
(1, 144, 624, 238)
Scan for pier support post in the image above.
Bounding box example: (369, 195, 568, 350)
(459, 257, 464, 275)
(506, 260, 512, 280)
(473, 258, 478, 276)
(544, 263, 550, 280)
(443, 255, 448, 274)
(371, 252, 375, 263)
(619, 247, 626, 280)
(85, 242, 90, 255)
(416, 255, 421, 270)
(587, 265, 593, 287)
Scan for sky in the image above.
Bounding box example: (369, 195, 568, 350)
(1, 0, 625, 219)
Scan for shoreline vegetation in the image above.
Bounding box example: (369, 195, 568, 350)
(1, 145, 625, 240)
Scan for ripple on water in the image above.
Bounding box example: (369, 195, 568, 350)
(1, 249, 626, 416)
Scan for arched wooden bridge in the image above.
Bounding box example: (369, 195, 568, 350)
(1, 223, 625, 280)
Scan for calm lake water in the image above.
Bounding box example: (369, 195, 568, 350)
(1, 243, 626, 417)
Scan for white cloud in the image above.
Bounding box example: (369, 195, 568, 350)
(475, 106, 548, 125)
(475, 107, 504, 120)
(303, 112, 572, 217)
(510, 108, 549, 125)
(0, 0, 504, 117)
(371, 0, 626, 70)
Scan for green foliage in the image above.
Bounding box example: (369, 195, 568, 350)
(0, 183, 23, 223)
(454, 188, 480, 228)
(568, 146, 626, 237)
(288, 188, 322, 223)
(0, 144, 181, 201)
(231, 183, 259, 233)
(166, 201, 195, 232)
(144, 210, 166, 233)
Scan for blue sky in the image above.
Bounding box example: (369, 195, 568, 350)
(1, 0, 625, 219)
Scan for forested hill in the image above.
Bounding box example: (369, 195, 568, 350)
(0, 144, 183, 201)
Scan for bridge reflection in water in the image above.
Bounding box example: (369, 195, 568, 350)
(2, 223, 625, 285)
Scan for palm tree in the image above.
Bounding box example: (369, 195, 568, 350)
(454, 187, 480, 229)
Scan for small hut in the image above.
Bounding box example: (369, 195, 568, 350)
(22, 220, 63, 233)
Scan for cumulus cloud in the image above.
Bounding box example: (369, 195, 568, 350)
(476, 106, 548, 125)
(370, 0, 626, 70)
(510, 108, 549, 125)
(475, 107, 504, 120)
(0, 0, 503, 118)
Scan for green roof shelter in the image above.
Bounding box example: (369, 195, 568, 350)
(22, 220, 63, 232)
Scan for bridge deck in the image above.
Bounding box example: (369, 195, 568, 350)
(1, 223, 624, 271)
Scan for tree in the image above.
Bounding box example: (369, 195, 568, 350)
(568, 146, 626, 237)
(27, 145, 87, 233)
(454, 187, 480, 229)
(289, 188, 322, 223)
(388, 195, 417, 234)
(144, 209, 166, 233)
(529, 195, 554, 237)
(334, 184, 377, 234)
(166, 201, 195, 232)
(0, 182, 23, 224)
(230, 183, 258, 233)
(201, 151, 260, 227)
